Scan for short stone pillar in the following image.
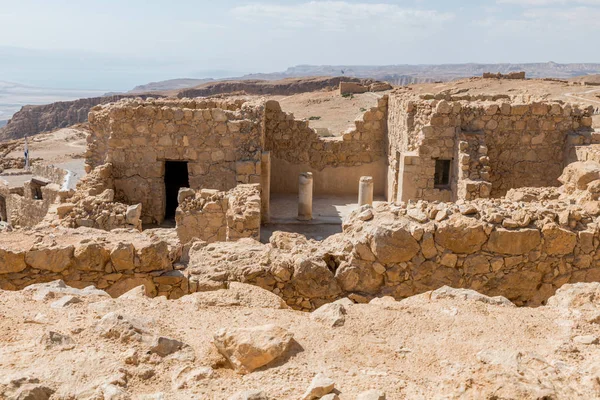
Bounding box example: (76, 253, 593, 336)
(358, 176, 374, 207)
(297, 172, 313, 221)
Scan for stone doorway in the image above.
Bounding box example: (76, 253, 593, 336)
(164, 161, 189, 220)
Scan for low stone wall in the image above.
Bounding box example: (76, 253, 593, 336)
(0, 227, 185, 298)
(175, 184, 260, 244)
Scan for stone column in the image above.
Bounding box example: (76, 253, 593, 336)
(297, 172, 313, 221)
(358, 176, 374, 206)
(261, 151, 271, 224)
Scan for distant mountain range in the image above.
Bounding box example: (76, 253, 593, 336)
(117, 62, 600, 93)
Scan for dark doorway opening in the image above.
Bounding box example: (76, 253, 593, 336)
(164, 161, 189, 220)
(0, 195, 6, 222)
(434, 159, 452, 189)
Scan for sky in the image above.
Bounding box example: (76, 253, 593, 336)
(0, 0, 599, 91)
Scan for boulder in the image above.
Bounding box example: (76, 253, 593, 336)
(435, 216, 488, 254)
(213, 324, 293, 374)
(486, 228, 541, 255)
(369, 225, 420, 263)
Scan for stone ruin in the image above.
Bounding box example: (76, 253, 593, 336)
(1, 87, 600, 310)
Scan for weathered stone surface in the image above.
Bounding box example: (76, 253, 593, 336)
(356, 390, 386, 400)
(559, 161, 600, 190)
(301, 373, 335, 400)
(292, 258, 340, 299)
(435, 216, 488, 254)
(542, 224, 577, 255)
(431, 286, 514, 307)
(310, 303, 347, 327)
(228, 390, 270, 400)
(370, 226, 420, 263)
(24, 246, 74, 273)
(149, 336, 187, 357)
(213, 324, 293, 374)
(486, 228, 541, 255)
(0, 248, 26, 274)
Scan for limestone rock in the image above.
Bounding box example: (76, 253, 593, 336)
(171, 365, 213, 390)
(542, 224, 577, 255)
(0, 248, 26, 274)
(213, 324, 293, 374)
(148, 336, 187, 357)
(126, 204, 142, 225)
(558, 161, 600, 190)
(228, 390, 270, 400)
(357, 390, 386, 400)
(547, 282, 600, 310)
(24, 246, 74, 273)
(292, 258, 341, 299)
(50, 295, 82, 309)
(486, 228, 541, 255)
(310, 303, 347, 327)
(431, 286, 514, 307)
(435, 216, 488, 254)
(96, 312, 146, 342)
(370, 226, 420, 263)
(301, 373, 335, 400)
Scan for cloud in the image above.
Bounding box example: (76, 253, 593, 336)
(231, 1, 454, 32)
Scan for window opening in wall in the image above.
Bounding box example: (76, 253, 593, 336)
(434, 159, 452, 188)
(164, 161, 190, 220)
(30, 179, 47, 200)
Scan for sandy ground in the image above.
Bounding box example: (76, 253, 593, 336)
(5, 127, 87, 165)
(2, 282, 600, 399)
(272, 91, 387, 136)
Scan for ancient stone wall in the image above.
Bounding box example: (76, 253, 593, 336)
(0, 180, 60, 228)
(265, 98, 388, 195)
(0, 228, 185, 299)
(88, 99, 264, 224)
(483, 72, 526, 79)
(387, 93, 595, 202)
(175, 184, 261, 244)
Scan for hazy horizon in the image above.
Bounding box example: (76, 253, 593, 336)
(1, 0, 600, 91)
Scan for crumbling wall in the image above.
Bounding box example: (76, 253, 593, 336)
(387, 93, 595, 202)
(265, 98, 388, 195)
(0, 228, 185, 299)
(58, 164, 142, 231)
(88, 99, 264, 224)
(175, 184, 261, 244)
(1, 180, 60, 228)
